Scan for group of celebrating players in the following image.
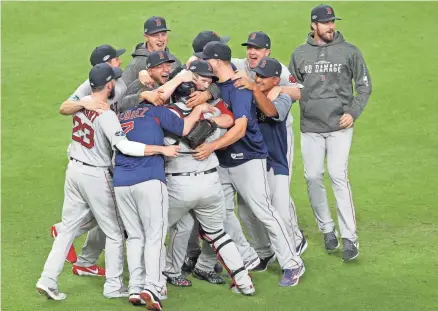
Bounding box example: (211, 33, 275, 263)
(35, 4, 372, 311)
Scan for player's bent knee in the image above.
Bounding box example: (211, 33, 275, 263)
(304, 170, 325, 182)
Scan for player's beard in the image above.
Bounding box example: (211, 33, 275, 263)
(108, 87, 116, 100)
(317, 28, 335, 43)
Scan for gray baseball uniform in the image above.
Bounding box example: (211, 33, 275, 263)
(162, 112, 252, 289)
(56, 77, 127, 268)
(288, 31, 372, 242)
(38, 97, 126, 297)
(238, 94, 301, 258)
(231, 59, 303, 253)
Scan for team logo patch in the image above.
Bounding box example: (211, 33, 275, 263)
(212, 31, 219, 39)
(260, 60, 267, 68)
(326, 7, 333, 15)
(103, 55, 110, 61)
(115, 130, 125, 137)
(289, 75, 297, 83)
(250, 32, 256, 40)
(312, 14, 318, 20)
(155, 18, 162, 26)
(159, 52, 165, 59)
(189, 65, 196, 70)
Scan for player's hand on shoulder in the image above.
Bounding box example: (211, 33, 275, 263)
(162, 145, 180, 157)
(141, 89, 165, 106)
(139, 70, 154, 87)
(186, 91, 212, 108)
(279, 86, 301, 101)
(339, 113, 354, 129)
(233, 76, 255, 91)
(267, 86, 282, 101)
(232, 70, 249, 80)
(84, 99, 110, 114)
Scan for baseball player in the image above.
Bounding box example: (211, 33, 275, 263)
(288, 4, 372, 261)
(162, 60, 234, 286)
(36, 63, 163, 300)
(113, 93, 216, 310)
(121, 16, 181, 88)
(234, 57, 304, 272)
(231, 32, 306, 266)
(52, 44, 127, 276)
(194, 41, 305, 287)
(120, 51, 176, 112)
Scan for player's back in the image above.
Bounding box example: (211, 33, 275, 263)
(68, 96, 116, 167)
(114, 103, 169, 187)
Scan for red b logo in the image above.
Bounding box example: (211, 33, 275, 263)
(159, 52, 164, 59)
(155, 18, 162, 26)
(326, 7, 332, 14)
(260, 60, 266, 68)
(250, 32, 256, 40)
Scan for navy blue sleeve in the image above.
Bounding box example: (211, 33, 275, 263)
(231, 63, 237, 71)
(230, 88, 253, 120)
(151, 106, 184, 136)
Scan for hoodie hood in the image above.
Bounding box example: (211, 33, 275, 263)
(306, 31, 345, 47)
(131, 43, 171, 57)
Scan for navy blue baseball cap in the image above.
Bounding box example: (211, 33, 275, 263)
(146, 51, 175, 69)
(188, 59, 216, 78)
(90, 44, 126, 66)
(192, 31, 230, 54)
(89, 63, 122, 88)
(144, 16, 171, 35)
(195, 41, 232, 61)
(311, 4, 341, 22)
(253, 57, 282, 78)
(242, 31, 271, 49)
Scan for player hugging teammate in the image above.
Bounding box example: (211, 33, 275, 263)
(36, 4, 371, 311)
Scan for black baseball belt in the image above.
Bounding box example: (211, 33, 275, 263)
(166, 168, 217, 177)
(70, 157, 96, 167)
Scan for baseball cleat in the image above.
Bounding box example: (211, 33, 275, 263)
(342, 239, 359, 262)
(244, 256, 261, 271)
(51, 225, 77, 264)
(72, 264, 105, 276)
(324, 230, 339, 252)
(104, 287, 129, 299)
(279, 264, 305, 287)
(193, 267, 226, 284)
(140, 289, 162, 311)
(296, 234, 308, 256)
(181, 256, 198, 273)
(36, 282, 67, 301)
(251, 253, 276, 272)
(164, 273, 192, 287)
(230, 282, 255, 296)
(129, 293, 146, 306)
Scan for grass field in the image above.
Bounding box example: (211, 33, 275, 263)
(2, 1, 438, 311)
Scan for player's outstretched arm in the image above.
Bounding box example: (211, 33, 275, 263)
(115, 139, 179, 157)
(59, 99, 109, 115)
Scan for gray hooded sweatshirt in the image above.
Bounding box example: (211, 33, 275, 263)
(288, 32, 372, 133)
(121, 43, 182, 88)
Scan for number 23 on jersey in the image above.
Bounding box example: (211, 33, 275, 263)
(72, 116, 95, 149)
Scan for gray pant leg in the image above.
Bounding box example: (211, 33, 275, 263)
(301, 132, 335, 233)
(75, 226, 106, 267)
(326, 128, 357, 241)
(114, 186, 145, 295)
(187, 219, 201, 258)
(165, 212, 194, 277)
(229, 159, 302, 270)
(238, 196, 273, 259)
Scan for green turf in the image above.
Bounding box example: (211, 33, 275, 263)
(2, 1, 438, 311)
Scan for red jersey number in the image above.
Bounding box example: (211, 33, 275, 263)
(72, 116, 95, 149)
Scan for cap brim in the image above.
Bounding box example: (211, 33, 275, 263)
(194, 51, 211, 60)
(316, 17, 342, 22)
(252, 67, 270, 78)
(145, 28, 171, 35)
(115, 48, 126, 57)
(193, 70, 216, 78)
(241, 42, 265, 48)
(112, 67, 123, 79)
(148, 59, 176, 69)
(220, 36, 230, 44)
